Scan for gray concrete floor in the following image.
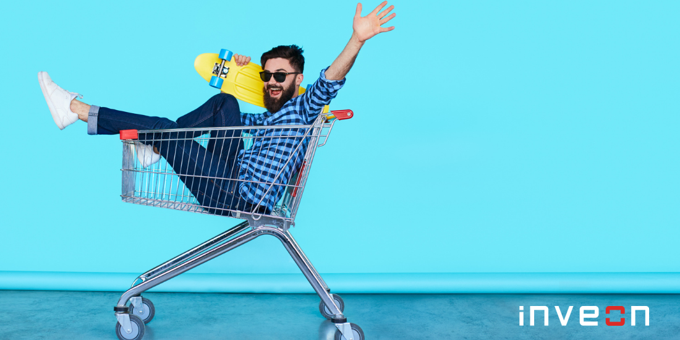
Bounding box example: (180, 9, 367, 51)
(1, 291, 679, 339)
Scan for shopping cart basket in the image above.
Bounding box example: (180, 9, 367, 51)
(112, 109, 363, 340)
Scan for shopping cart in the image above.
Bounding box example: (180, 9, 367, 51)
(112, 109, 363, 340)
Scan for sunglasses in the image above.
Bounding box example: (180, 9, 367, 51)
(259, 71, 301, 82)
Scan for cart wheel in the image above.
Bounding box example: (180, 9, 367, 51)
(209, 76, 224, 89)
(319, 294, 345, 319)
(219, 49, 233, 61)
(129, 297, 155, 324)
(115, 314, 145, 340)
(334, 323, 364, 340)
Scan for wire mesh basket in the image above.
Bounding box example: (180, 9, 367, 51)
(119, 110, 353, 228)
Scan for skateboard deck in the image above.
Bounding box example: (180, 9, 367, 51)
(194, 52, 328, 113)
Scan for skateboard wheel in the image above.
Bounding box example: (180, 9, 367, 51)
(209, 76, 223, 89)
(219, 49, 233, 61)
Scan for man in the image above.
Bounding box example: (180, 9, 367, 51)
(38, 2, 396, 216)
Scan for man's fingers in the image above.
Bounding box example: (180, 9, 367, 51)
(380, 26, 395, 33)
(378, 5, 394, 19)
(234, 54, 250, 67)
(380, 12, 396, 25)
(355, 3, 362, 17)
(371, 1, 387, 15)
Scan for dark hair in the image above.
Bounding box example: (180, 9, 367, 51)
(261, 45, 305, 73)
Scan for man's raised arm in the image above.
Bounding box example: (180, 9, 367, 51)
(325, 1, 396, 81)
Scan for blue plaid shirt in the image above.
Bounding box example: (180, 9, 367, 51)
(238, 67, 346, 211)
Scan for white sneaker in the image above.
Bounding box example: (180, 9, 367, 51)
(134, 141, 161, 168)
(38, 71, 82, 130)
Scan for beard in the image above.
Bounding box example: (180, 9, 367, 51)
(263, 81, 297, 113)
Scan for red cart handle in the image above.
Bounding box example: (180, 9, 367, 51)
(328, 109, 353, 120)
(120, 129, 139, 140)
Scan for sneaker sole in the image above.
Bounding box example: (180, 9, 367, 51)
(38, 71, 66, 130)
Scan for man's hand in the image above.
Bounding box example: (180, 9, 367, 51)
(325, 2, 396, 80)
(353, 1, 396, 43)
(234, 54, 251, 67)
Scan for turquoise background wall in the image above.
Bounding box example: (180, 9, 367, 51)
(0, 0, 678, 292)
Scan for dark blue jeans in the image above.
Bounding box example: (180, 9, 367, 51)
(89, 93, 256, 215)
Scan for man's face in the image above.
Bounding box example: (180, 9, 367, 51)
(262, 58, 301, 113)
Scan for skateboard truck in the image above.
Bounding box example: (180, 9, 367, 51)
(209, 49, 234, 89)
(212, 63, 229, 78)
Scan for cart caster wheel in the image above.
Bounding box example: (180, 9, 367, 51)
(130, 297, 155, 324)
(319, 294, 345, 319)
(115, 314, 145, 340)
(209, 76, 224, 89)
(335, 323, 364, 340)
(219, 49, 233, 61)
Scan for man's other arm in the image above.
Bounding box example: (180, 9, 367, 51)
(325, 1, 396, 81)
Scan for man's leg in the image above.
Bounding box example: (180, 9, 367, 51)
(166, 93, 246, 212)
(157, 134, 250, 215)
(71, 94, 249, 214)
(42, 70, 248, 214)
(74, 92, 242, 152)
(175, 93, 243, 164)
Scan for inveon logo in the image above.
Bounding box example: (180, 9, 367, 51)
(519, 306, 649, 326)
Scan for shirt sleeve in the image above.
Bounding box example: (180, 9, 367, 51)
(300, 67, 346, 124)
(241, 112, 266, 126)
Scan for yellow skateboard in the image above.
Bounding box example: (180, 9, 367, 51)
(194, 49, 329, 113)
